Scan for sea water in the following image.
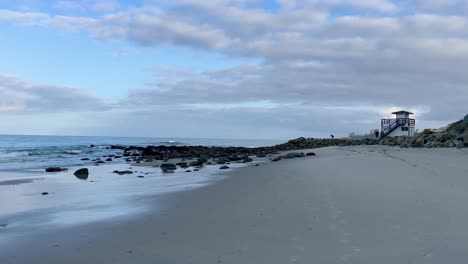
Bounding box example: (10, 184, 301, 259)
(0, 135, 282, 172)
(0, 135, 283, 241)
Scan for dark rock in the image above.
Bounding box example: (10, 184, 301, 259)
(194, 169, 200, 171)
(176, 162, 189, 168)
(272, 157, 282, 162)
(137, 176, 144, 178)
(283, 152, 305, 159)
(228, 156, 242, 161)
(105, 158, 113, 162)
(73, 168, 89, 180)
(256, 154, 267, 158)
(189, 160, 204, 167)
(113, 170, 134, 175)
(114, 156, 122, 159)
(95, 161, 105, 164)
(242, 157, 253, 163)
(220, 166, 230, 170)
(216, 158, 230, 165)
(306, 152, 316, 156)
(186, 170, 192, 172)
(161, 163, 177, 171)
(45, 167, 67, 172)
(41, 192, 49, 195)
(81, 158, 90, 161)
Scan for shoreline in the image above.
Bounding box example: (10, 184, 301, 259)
(1, 145, 468, 263)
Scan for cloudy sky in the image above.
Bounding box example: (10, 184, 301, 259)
(0, 0, 467, 139)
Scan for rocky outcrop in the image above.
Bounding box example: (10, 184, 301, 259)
(113, 137, 378, 165)
(379, 114, 468, 149)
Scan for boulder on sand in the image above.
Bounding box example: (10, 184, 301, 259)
(219, 166, 230, 170)
(306, 152, 316, 156)
(283, 152, 306, 159)
(73, 168, 89, 180)
(160, 163, 177, 171)
(271, 156, 282, 162)
(45, 167, 67, 172)
(113, 170, 134, 175)
(189, 159, 204, 167)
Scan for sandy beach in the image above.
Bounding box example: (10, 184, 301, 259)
(1, 145, 468, 263)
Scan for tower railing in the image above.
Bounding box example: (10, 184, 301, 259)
(380, 118, 415, 138)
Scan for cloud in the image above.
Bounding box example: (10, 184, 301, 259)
(90, 0, 121, 12)
(52, 0, 121, 12)
(0, 1, 467, 137)
(53, 1, 84, 11)
(0, 74, 109, 113)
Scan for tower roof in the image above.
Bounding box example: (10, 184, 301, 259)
(392, 110, 414, 115)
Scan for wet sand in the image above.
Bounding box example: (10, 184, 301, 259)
(1, 145, 468, 263)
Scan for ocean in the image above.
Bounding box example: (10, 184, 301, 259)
(0, 135, 284, 232)
(0, 135, 284, 172)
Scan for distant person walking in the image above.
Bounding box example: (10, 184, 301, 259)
(331, 134, 335, 139)
(374, 129, 380, 139)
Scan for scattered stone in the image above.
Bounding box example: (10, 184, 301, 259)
(81, 158, 90, 161)
(41, 192, 49, 195)
(283, 152, 306, 159)
(254, 164, 260, 166)
(45, 167, 67, 172)
(216, 158, 230, 165)
(161, 163, 177, 171)
(186, 170, 192, 172)
(194, 169, 200, 171)
(73, 168, 89, 180)
(306, 152, 316, 156)
(271, 157, 282, 162)
(95, 161, 105, 164)
(113, 170, 134, 175)
(0, 224, 7, 228)
(189, 159, 204, 167)
(242, 157, 253, 163)
(220, 166, 230, 170)
(176, 162, 189, 168)
(105, 158, 113, 162)
(137, 176, 144, 178)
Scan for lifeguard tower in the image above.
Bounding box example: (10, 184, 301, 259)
(380, 110, 415, 138)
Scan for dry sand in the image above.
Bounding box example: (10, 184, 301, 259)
(1, 145, 468, 263)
